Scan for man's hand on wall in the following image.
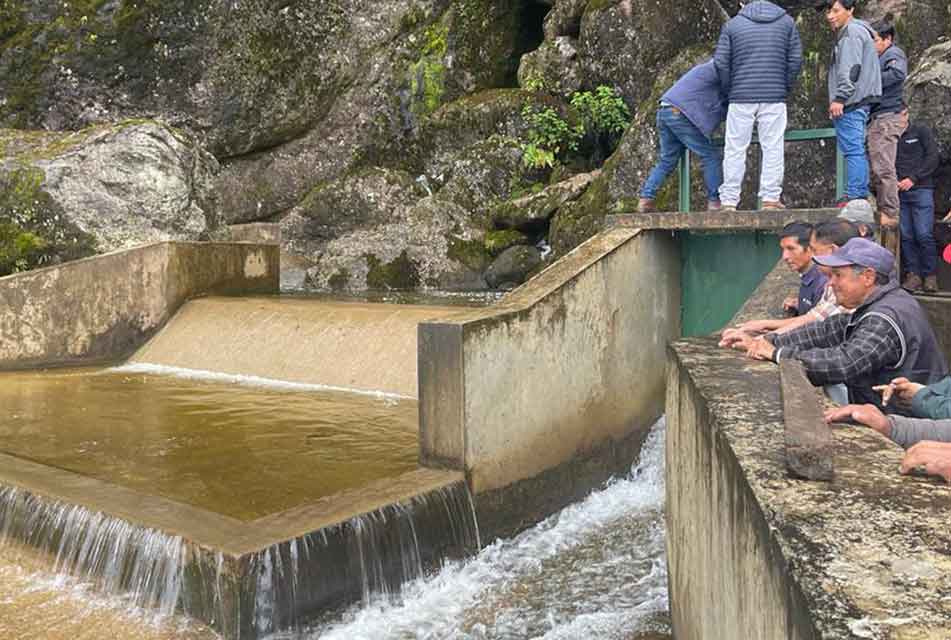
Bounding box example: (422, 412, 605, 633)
(823, 404, 892, 437)
(901, 441, 951, 483)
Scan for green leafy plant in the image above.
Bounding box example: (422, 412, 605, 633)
(570, 85, 631, 137)
(519, 105, 583, 169)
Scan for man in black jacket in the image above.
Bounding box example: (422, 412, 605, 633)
(894, 110, 940, 292)
(868, 22, 907, 228)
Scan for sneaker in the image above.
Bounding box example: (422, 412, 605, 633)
(924, 274, 939, 293)
(721, 204, 737, 212)
(902, 273, 923, 292)
(707, 200, 722, 211)
(762, 200, 786, 210)
(638, 197, 656, 213)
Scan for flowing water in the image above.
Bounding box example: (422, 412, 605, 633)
(0, 384, 668, 640)
(279, 418, 670, 640)
(0, 367, 418, 520)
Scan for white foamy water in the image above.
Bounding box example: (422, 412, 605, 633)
(283, 418, 669, 640)
(109, 363, 412, 401)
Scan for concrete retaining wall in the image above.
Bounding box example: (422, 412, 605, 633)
(0, 242, 279, 370)
(667, 338, 951, 639)
(418, 228, 681, 495)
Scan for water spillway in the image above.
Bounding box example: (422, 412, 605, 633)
(0, 296, 485, 638)
(129, 297, 471, 398)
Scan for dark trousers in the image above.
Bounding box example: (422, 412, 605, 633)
(900, 188, 936, 277)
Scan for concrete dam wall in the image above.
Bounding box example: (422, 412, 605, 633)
(0, 241, 280, 370)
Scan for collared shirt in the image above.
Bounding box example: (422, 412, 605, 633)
(806, 283, 848, 322)
(797, 264, 828, 316)
(768, 312, 903, 385)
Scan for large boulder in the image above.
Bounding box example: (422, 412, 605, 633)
(907, 40, 951, 211)
(295, 196, 489, 291)
(0, 122, 218, 256)
(907, 41, 951, 155)
(484, 245, 543, 289)
(517, 37, 584, 96)
(578, 0, 727, 108)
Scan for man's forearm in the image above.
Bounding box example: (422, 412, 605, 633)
(889, 416, 951, 448)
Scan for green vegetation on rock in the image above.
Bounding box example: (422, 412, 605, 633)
(484, 229, 529, 256)
(447, 236, 491, 271)
(0, 165, 97, 276)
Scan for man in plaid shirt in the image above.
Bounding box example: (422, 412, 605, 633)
(735, 238, 947, 412)
(720, 219, 858, 348)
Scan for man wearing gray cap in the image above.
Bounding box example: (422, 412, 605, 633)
(741, 237, 947, 412)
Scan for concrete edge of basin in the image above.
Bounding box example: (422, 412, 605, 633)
(665, 337, 951, 639)
(0, 452, 463, 557)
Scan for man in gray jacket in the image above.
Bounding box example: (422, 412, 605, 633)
(868, 21, 907, 228)
(714, 0, 802, 211)
(822, 0, 882, 205)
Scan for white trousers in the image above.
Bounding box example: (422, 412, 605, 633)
(719, 102, 787, 206)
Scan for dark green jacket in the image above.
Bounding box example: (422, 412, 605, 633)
(912, 375, 951, 420)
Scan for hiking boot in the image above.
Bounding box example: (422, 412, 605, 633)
(638, 197, 656, 213)
(762, 200, 786, 210)
(924, 274, 939, 293)
(707, 200, 722, 212)
(902, 273, 923, 292)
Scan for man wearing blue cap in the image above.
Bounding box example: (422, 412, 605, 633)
(740, 237, 947, 412)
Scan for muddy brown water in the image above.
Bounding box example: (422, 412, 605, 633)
(0, 367, 418, 521)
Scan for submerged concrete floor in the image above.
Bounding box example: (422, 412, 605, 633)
(0, 367, 418, 521)
(0, 540, 218, 640)
(670, 338, 951, 638)
(132, 297, 472, 398)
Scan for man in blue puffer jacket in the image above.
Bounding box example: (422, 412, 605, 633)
(714, 0, 803, 211)
(638, 60, 727, 212)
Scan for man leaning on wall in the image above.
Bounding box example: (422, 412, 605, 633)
(734, 238, 948, 413)
(714, 0, 803, 211)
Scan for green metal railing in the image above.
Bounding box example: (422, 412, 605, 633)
(678, 127, 844, 212)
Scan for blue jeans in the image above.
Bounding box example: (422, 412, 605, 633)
(640, 106, 722, 203)
(834, 106, 870, 200)
(900, 188, 937, 277)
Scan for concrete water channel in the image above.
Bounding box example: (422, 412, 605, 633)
(3, 214, 951, 638)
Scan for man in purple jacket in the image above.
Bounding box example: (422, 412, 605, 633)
(638, 60, 727, 213)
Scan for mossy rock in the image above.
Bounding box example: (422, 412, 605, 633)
(0, 165, 97, 276)
(447, 235, 492, 270)
(484, 245, 543, 289)
(484, 229, 531, 256)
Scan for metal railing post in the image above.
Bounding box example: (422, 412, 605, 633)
(679, 149, 691, 213)
(835, 147, 846, 201)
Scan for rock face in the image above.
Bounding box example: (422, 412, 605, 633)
(0, 122, 217, 269)
(907, 40, 951, 211)
(484, 245, 543, 289)
(2, 0, 950, 288)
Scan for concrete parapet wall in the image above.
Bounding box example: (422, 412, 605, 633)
(667, 338, 951, 639)
(0, 242, 279, 370)
(419, 228, 681, 494)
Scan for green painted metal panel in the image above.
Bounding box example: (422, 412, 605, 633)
(680, 232, 780, 337)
